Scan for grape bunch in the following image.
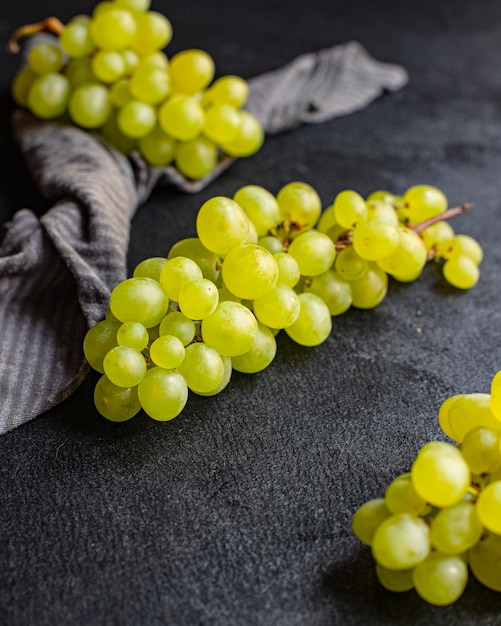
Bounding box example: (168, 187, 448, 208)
(83, 181, 481, 423)
(352, 373, 501, 606)
(10, 0, 263, 179)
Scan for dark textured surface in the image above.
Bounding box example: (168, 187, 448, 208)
(1, 0, 501, 624)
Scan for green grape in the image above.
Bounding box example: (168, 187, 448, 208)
(168, 237, 221, 283)
(64, 58, 95, 88)
(469, 532, 501, 592)
(94, 374, 141, 422)
(221, 111, 264, 157)
(446, 393, 501, 442)
(133, 257, 166, 281)
(366, 190, 396, 204)
(430, 502, 483, 554)
(158, 94, 205, 141)
(303, 270, 352, 316)
(232, 185, 280, 237)
(117, 100, 156, 138)
(130, 64, 170, 105)
(222, 244, 278, 300)
(412, 553, 468, 606)
(245, 218, 259, 245)
(461, 427, 501, 474)
(287, 230, 336, 276)
(274, 252, 300, 287)
(27, 73, 70, 119)
(122, 49, 139, 73)
(203, 103, 241, 144)
(231, 322, 277, 374)
(376, 564, 414, 593)
(159, 311, 196, 346)
(60, 22, 96, 59)
(371, 513, 430, 570)
(92, 50, 126, 83)
(446, 234, 483, 264)
(137, 367, 188, 421)
(490, 369, 501, 421)
(384, 473, 428, 516)
(352, 219, 400, 261)
(169, 49, 215, 95)
(178, 278, 219, 320)
(442, 254, 479, 290)
(11, 67, 37, 107)
(89, 8, 137, 50)
(334, 246, 369, 282)
(350, 263, 388, 309)
(175, 136, 218, 180)
(476, 482, 501, 534)
(401, 185, 448, 224)
(137, 51, 169, 71)
(196, 356, 232, 396)
(149, 335, 185, 369)
(253, 285, 300, 329)
(196, 197, 249, 255)
(351, 498, 391, 546)
(202, 75, 249, 108)
(109, 79, 133, 107)
(103, 345, 147, 387)
(115, 0, 151, 11)
(258, 236, 284, 254)
(176, 343, 225, 393)
(138, 125, 177, 166)
(69, 82, 111, 128)
(83, 319, 121, 372)
(333, 190, 368, 229)
(159, 256, 203, 301)
(366, 200, 399, 226)
(201, 301, 258, 357)
(131, 11, 173, 55)
(376, 227, 427, 282)
(284, 293, 332, 347)
(421, 221, 455, 252)
(28, 42, 64, 75)
(109, 276, 169, 328)
(438, 394, 464, 440)
(117, 321, 149, 351)
(276, 182, 322, 233)
(100, 111, 138, 154)
(410, 441, 470, 507)
(93, 1, 114, 17)
(316, 204, 337, 234)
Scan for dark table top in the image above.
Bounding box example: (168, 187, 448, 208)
(1, 0, 501, 624)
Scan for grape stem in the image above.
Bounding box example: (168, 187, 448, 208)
(410, 202, 473, 234)
(7, 17, 65, 54)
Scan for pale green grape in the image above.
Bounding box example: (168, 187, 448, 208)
(93, 2, 115, 18)
(284, 293, 332, 347)
(476, 482, 501, 534)
(109, 276, 169, 327)
(130, 64, 170, 105)
(366, 190, 396, 204)
(103, 345, 147, 387)
(92, 50, 126, 83)
(316, 205, 337, 234)
(137, 50, 169, 70)
(149, 335, 185, 369)
(350, 263, 388, 309)
(412, 553, 468, 606)
(244, 218, 258, 245)
(303, 270, 352, 316)
(222, 244, 278, 299)
(232, 185, 281, 237)
(159, 256, 203, 301)
(196, 355, 233, 396)
(11, 67, 37, 107)
(334, 246, 368, 282)
(83, 319, 121, 372)
(352, 219, 399, 261)
(201, 301, 258, 357)
(410, 441, 470, 507)
(231, 323, 277, 374)
(60, 21, 96, 59)
(430, 502, 483, 554)
(204, 103, 240, 144)
(351, 498, 391, 546)
(401, 185, 447, 224)
(137, 367, 188, 421)
(64, 58, 95, 88)
(27, 73, 70, 119)
(446, 393, 501, 442)
(276, 182, 322, 233)
(221, 111, 264, 157)
(69, 82, 111, 128)
(376, 565, 414, 593)
(469, 532, 501, 592)
(122, 49, 139, 73)
(168, 237, 221, 283)
(176, 342, 225, 393)
(138, 125, 177, 166)
(445, 234, 483, 264)
(100, 111, 138, 154)
(287, 230, 336, 276)
(133, 257, 166, 281)
(196, 197, 249, 255)
(333, 190, 367, 229)
(461, 427, 501, 475)
(202, 75, 249, 108)
(117, 321, 149, 351)
(421, 221, 455, 252)
(90, 8, 136, 50)
(253, 285, 300, 329)
(490, 370, 501, 421)
(377, 227, 427, 281)
(438, 394, 464, 440)
(385, 473, 428, 516)
(169, 49, 215, 94)
(159, 311, 196, 346)
(94, 374, 141, 422)
(258, 236, 284, 254)
(366, 200, 399, 226)
(443, 254, 479, 290)
(175, 136, 218, 180)
(178, 278, 219, 320)
(117, 100, 156, 138)
(371, 513, 430, 570)
(109, 79, 133, 108)
(274, 252, 300, 287)
(28, 43, 64, 75)
(131, 11, 172, 54)
(158, 94, 205, 141)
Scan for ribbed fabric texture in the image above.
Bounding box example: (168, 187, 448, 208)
(0, 42, 408, 434)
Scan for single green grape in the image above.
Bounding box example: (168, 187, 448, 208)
(137, 368, 188, 421)
(232, 185, 281, 237)
(169, 48, 215, 95)
(333, 189, 367, 229)
(149, 335, 185, 369)
(221, 244, 278, 300)
(27, 73, 70, 119)
(284, 292, 332, 347)
(158, 256, 203, 301)
(103, 345, 147, 387)
(303, 270, 352, 317)
(138, 125, 177, 166)
(159, 311, 196, 346)
(412, 553, 468, 606)
(69, 82, 112, 128)
(176, 342, 225, 394)
(276, 181, 322, 233)
(371, 513, 430, 570)
(196, 196, 250, 255)
(83, 319, 121, 372)
(201, 301, 259, 357)
(175, 136, 218, 180)
(231, 323, 277, 374)
(430, 501, 483, 554)
(117, 100, 157, 138)
(94, 374, 141, 422)
(109, 277, 169, 328)
(351, 498, 391, 546)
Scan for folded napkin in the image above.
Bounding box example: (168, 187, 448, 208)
(0, 41, 408, 434)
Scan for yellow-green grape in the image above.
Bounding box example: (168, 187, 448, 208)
(137, 367, 188, 421)
(371, 513, 430, 570)
(116, 321, 149, 351)
(109, 79, 133, 107)
(221, 111, 264, 157)
(376, 565, 414, 593)
(352, 498, 391, 546)
(412, 553, 468, 606)
(430, 502, 483, 554)
(276, 182, 322, 233)
(196, 355, 233, 396)
(168, 237, 221, 283)
(100, 111, 138, 154)
(117, 100, 156, 138)
(303, 270, 352, 316)
(201, 301, 259, 357)
(90, 8, 136, 50)
(352, 219, 400, 261)
(83, 319, 121, 372)
(202, 75, 249, 109)
(93, 2, 116, 18)
(222, 244, 278, 300)
(349, 263, 388, 309)
(366, 200, 399, 226)
(122, 49, 139, 73)
(28, 42, 64, 75)
(158, 256, 203, 301)
(437, 394, 464, 440)
(244, 218, 258, 245)
(138, 125, 177, 166)
(410, 441, 470, 507)
(130, 64, 170, 105)
(60, 21, 96, 59)
(258, 236, 284, 254)
(27, 73, 70, 119)
(469, 532, 501, 592)
(231, 322, 277, 374)
(334, 246, 369, 282)
(490, 369, 501, 421)
(158, 94, 205, 141)
(149, 335, 185, 369)
(232, 185, 281, 237)
(103, 345, 147, 387)
(11, 67, 37, 107)
(287, 230, 336, 276)
(384, 473, 428, 516)
(178, 278, 219, 320)
(176, 342, 225, 393)
(94, 374, 141, 422)
(137, 50, 169, 71)
(196, 197, 249, 255)
(476, 482, 501, 534)
(401, 184, 448, 224)
(92, 50, 126, 83)
(203, 103, 241, 144)
(130, 11, 172, 54)
(366, 190, 396, 204)
(253, 285, 300, 329)
(274, 252, 300, 288)
(168, 49, 215, 94)
(316, 204, 337, 234)
(333, 190, 368, 229)
(421, 221, 455, 252)
(175, 136, 218, 180)
(159, 311, 196, 346)
(109, 277, 168, 328)
(64, 58, 95, 88)
(69, 82, 112, 128)
(461, 427, 501, 475)
(115, 0, 151, 12)
(284, 292, 332, 347)
(442, 254, 480, 290)
(377, 227, 427, 282)
(446, 393, 501, 442)
(449, 234, 483, 264)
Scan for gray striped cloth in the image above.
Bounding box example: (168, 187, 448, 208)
(0, 42, 408, 434)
